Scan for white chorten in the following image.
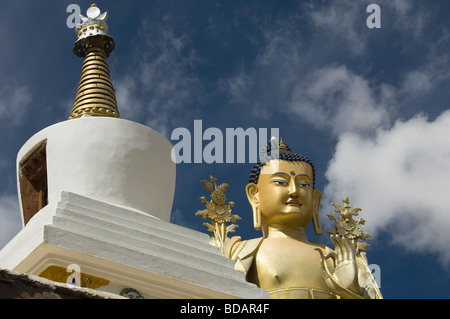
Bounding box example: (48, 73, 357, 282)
(0, 4, 267, 299)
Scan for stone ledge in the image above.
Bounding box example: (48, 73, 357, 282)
(0, 191, 269, 299)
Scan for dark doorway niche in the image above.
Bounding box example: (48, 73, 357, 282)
(19, 140, 48, 225)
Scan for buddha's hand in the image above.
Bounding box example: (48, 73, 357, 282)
(315, 235, 364, 299)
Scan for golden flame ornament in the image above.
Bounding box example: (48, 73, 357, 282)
(195, 176, 241, 255)
(326, 197, 373, 252)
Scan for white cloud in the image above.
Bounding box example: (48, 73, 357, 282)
(114, 17, 204, 135)
(305, 0, 429, 50)
(390, 0, 427, 39)
(324, 110, 450, 265)
(288, 65, 392, 135)
(305, 1, 366, 55)
(114, 75, 142, 120)
(401, 71, 433, 95)
(0, 159, 8, 169)
(391, 0, 411, 15)
(0, 84, 32, 126)
(219, 1, 434, 124)
(255, 15, 303, 69)
(0, 193, 22, 249)
(398, 27, 450, 98)
(170, 207, 202, 232)
(224, 66, 254, 105)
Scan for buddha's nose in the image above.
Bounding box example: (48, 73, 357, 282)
(288, 180, 298, 197)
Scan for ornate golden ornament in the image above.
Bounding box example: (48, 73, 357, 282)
(278, 138, 288, 151)
(69, 4, 119, 120)
(195, 176, 241, 255)
(326, 197, 373, 252)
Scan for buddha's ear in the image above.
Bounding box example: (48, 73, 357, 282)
(246, 183, 261, 230)
(312, 189, 323, 236)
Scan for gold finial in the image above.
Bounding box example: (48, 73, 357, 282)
(69, 4, 119, 120)
(326, 197, 373, 252)
(279, 138, 288, 151)
(195, 176, 241, 256)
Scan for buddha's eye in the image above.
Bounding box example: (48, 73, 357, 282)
(297, 182, 310, 188)
(272, 179, 288, 185)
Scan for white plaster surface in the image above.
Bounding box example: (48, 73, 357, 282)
(0, 191, 268, 299)
(16, 117, 175, 225)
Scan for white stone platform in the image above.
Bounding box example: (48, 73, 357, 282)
(0, 191, 268, 299)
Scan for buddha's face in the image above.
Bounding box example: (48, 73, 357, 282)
(250, 159, 320, 229)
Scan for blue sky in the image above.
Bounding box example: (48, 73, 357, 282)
(1, 0, 450, 298)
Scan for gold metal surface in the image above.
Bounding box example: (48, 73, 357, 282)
(195, 176, 242, 256)
(69, 5, 119, 120)
(69, 45, 119, 119)
(278, 138, 288, 151)
(201, 138, 383, 299)
(326, 197, 373, 248)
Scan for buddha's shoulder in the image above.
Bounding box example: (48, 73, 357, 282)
(226, 236, 264, 275)
(228, 236, 264, 260)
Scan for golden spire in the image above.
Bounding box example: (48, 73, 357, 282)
(69, 4, 119, 120)
(279, 138, 288, 151)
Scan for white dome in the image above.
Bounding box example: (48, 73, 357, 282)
(17, 117, 175, 225)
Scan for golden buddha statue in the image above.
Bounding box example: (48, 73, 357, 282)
(196, 138, 382, 299)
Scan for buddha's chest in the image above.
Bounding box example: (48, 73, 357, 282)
(251, 239, 332, 292)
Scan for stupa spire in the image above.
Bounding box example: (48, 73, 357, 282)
(69, 4, 119, 120)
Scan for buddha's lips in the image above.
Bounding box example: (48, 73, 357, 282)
(286, 200, 302, 206)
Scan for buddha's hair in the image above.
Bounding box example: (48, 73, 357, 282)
(248, 140, 316, 188)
